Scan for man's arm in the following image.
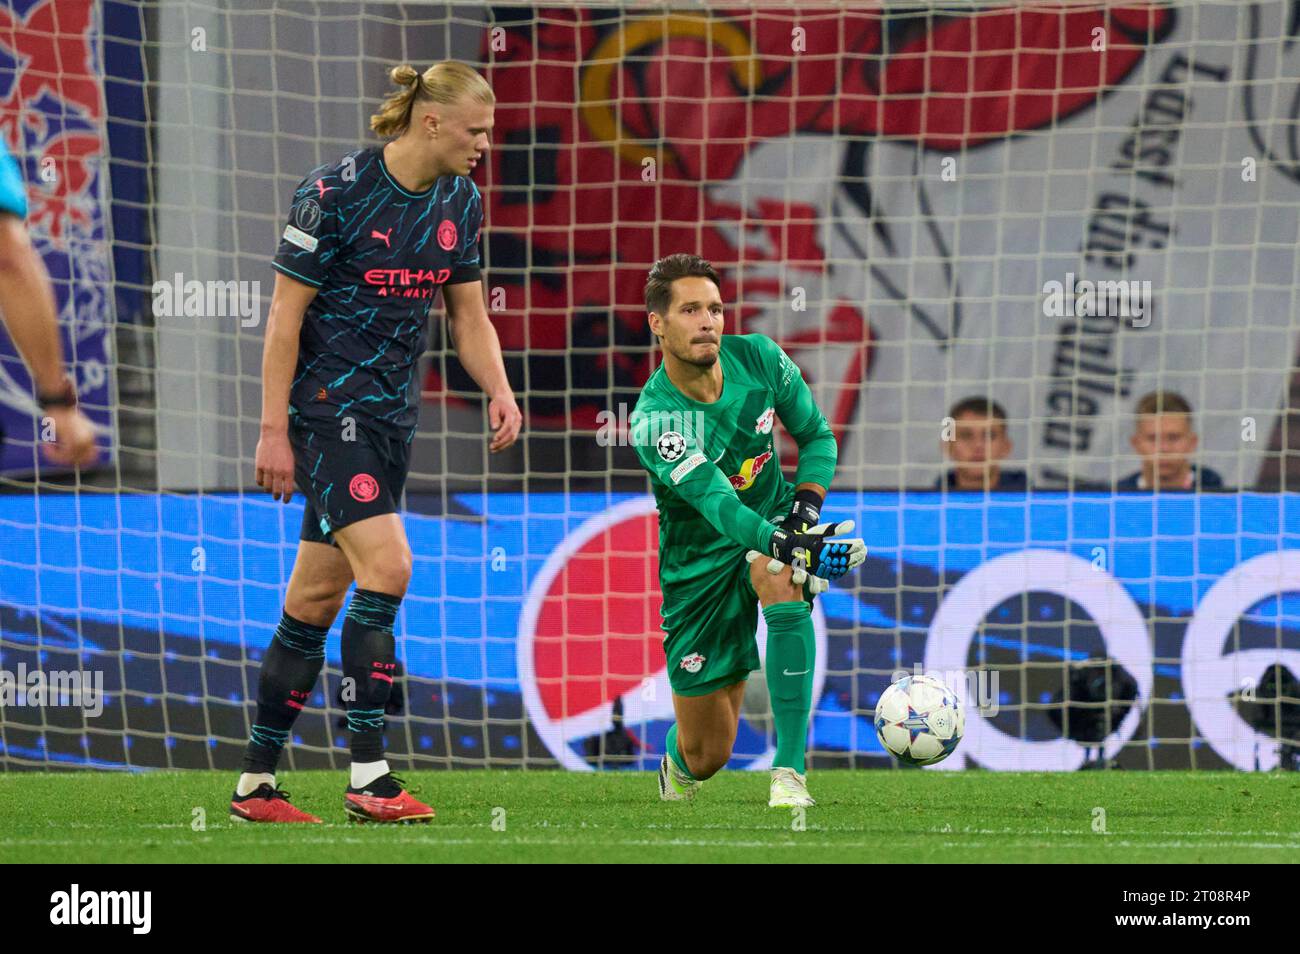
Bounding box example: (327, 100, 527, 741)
(0, 215, 61, 391)
(443, 279, 521, 453)
(764, 337, 837, 495)
(686, 465, 782, 555)
(254, 271, 317, 502)
(755, 336, 865, 587)
(630, 421, 778, 556)
(0, 214, 96, 465)
(631, 408, 862, 584)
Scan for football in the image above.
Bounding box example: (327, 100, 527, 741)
(874, 674, 965, 766)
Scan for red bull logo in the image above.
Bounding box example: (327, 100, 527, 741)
(516, 496, 827, 771)
(729, 449, 772, 491)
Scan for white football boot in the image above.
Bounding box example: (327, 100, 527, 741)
(768, 767, 815, 808)
(658, 754, 702, 801)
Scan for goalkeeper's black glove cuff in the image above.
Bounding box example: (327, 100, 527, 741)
(769, 524, 813, 564)
(782, 488, 824, 534)
(769, 527, 790, 560)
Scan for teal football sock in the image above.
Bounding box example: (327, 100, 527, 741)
(664, 722, 696, 780)
(763, 601, 816, 773)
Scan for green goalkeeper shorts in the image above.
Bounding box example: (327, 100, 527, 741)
(662, 486, 814, 697)
(663, 554, 765, 697)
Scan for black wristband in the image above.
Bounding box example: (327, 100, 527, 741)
(790, 488, 824, 526)
(37, 376, 77, 410)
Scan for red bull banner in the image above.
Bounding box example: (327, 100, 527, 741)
(429, 4, 1300, 488)
(0, 0, 114, 473)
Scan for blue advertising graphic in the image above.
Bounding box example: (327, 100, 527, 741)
(3, 491, 1300, 772)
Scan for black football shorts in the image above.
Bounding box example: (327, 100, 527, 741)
(288, 413, 411, 547)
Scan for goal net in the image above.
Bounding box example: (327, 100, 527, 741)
(3, 0, 1300, 773)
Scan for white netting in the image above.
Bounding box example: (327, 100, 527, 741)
(3, 1, 1300, 773)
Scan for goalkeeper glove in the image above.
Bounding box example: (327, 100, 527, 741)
(747, 516, 867, 594)
(762, 489, 834, 594)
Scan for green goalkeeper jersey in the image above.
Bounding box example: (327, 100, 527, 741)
(630, 333, 838, 621)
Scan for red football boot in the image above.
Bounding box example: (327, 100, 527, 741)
(230, 783, 322, 823)
(344, 773, 435, 824)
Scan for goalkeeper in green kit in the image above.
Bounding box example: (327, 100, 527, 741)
(630, 254, 866, 808)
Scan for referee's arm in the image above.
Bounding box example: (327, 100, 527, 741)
(255, 272, 317, 502)
(0, 213, 97, 465)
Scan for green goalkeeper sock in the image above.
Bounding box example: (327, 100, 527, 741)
(764, 601, 816, 773)
(664, 723, 695, 780)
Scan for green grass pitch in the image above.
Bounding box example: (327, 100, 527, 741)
(2, 769, 1299, 863)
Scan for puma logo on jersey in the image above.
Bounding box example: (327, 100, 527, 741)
(372, 227, 393, 248)
(729, 449, 773, 491)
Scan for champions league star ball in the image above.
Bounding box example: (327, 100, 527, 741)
(874, 674, 965, 766)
